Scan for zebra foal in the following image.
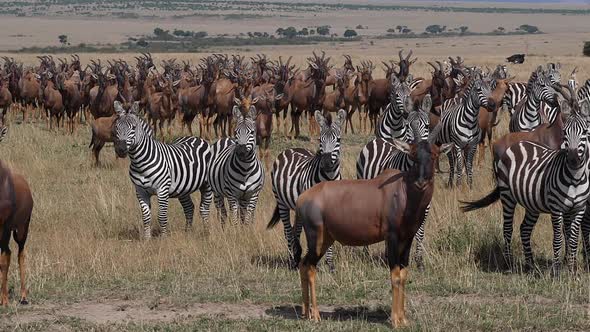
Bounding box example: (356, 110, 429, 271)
(112, 101, 213, 238)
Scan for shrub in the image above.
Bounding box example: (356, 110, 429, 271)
(584, 41, 590, 56)
(344, 29, 358, 38)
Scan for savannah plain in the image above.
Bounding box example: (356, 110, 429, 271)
(1, 1, 590, 331)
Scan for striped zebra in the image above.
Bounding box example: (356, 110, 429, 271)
(434, 70, 494, 188)
(503, 63, 561, 114)
(578, 79, 590, 104)
(357, 96, 445, 268)
(509, 67, 559, 132)
(462, 99, 590, 274)
(208, 105, 264, 225)
(268, 110, 345, 270)
(112, 101, 213, 238)
(0, 125, 6, 142)
(376, 75, 413, 139)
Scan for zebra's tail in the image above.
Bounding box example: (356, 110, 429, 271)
(459, 187, 501, 213)
(266, 205, 281, 229)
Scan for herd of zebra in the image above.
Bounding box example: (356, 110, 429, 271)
(3, 51, 590, 312)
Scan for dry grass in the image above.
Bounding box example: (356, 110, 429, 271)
(1, 53, 590, 331)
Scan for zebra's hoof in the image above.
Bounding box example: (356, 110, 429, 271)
(19, 299, 29, 305)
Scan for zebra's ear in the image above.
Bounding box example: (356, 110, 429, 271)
(114, 101, 125, 116)
(336, 109, 346, 130)
(421, 94, 432, 112)
(404, 96, 414, 112)
(439, 143, 453, 155)
(390, 139, 411, 155)
(560, 99, 572, 119)
(130, 102, 140, 115)
(248, 105, 257, 120)
(232, 106, 243, 122)
(234, 97, 241, 106)
(314, 110, 326, 130)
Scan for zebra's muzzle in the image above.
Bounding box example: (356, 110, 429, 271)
(235, 144, 251, 159)
(114, 140, 128, 158)
(566, 149, 581, 167)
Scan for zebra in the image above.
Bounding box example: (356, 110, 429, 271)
(357, 95, 447, 268)
(434, 69, 494, 188)
(0, 125, 7, 142)
(376, 75, 413, 139)
(462, 98, 590, 274)
(509, 67, 559, 132)
(503, 63, 561, 115)
(112, 101, 213, 238)
(267, 110, 345, 270)
(208, 104, 264, 225)
(578, 79, 590, 104)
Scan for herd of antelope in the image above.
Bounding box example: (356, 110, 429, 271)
(1, 49, 590, 328)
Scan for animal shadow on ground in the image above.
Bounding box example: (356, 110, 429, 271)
(250, 254, 292, 269)
(266, 305, 390, 324)
(117, 226, 162, 241)
(474, 237, 554, 275)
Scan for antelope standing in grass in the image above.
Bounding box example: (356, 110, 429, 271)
(0, 160, 33, 306)
(293, 122, 441, 328)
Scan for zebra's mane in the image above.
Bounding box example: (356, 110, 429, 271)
(525, 69, 543, 95)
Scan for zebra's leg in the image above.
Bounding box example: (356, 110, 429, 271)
(549, 213, 564, 277)
(581, 207, 590, 271)
(178, 194, 195, 231)
(244, 193, 260, 225)
(520, 210, 540, 273)
(156, 186, 171, 236)
(214, 194, 227, 226)
(227, 196, 240, 225)
(277, 203, 296, 267)
(135, 188, 153, 239)
(199, 184, 213, 224)
(238, 198, 248, 224)
(413, 203, 430, 270)
(565, 211, 583, 274)
(464, 143, 477, 189)
(455, 148, 464, 187)
(446, 146, 456, 188)
(500, 193, 517, 270)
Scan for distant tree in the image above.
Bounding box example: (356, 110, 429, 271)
(356, 24, 364, 29)
(173, 29, 185, 37)
(497, 26, 505, 32)
(425, 25, 444, 34)
(459, 26, 469, 35)
(299, 27, 309, 36)
(58, 34, 68, 46)
(193, 31, 207, 38)
(584, 41, 590, 56)
(136, 39, 148, 47)
(344, 29, 358, 38)
(387, 28, 396, 33)
(153, 27, 166, 37)
(262, 32, 269, 38)
(275, 27, 285, 37)
(518, 24, 539, 34)
(316, 25, 331, 36)
(254, 31, 263, 38)
(402, 28, 412, 34)
(309, 29, 315, 35)
(247, 32, 254, 38)
(283, 26, 298, 38)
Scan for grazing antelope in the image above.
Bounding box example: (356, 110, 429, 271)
(293, 123, 441, 327)
(0, 160, 33, 306)
(463, 95, 590, 275)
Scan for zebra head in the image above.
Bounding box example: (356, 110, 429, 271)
(530, 68, 559, 108)
(560, 83, 590, 168)
(546, 62, 562, 85)
(406, 94, 432, 141)
(466, 70, 495, 111)
(232, 104, 257, 160)
(315, 109, 345, 170)
(389, 75, 412, 114)
(113, 101, 143, 158)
